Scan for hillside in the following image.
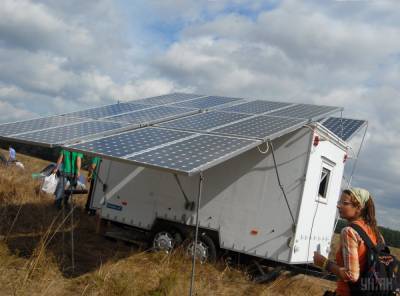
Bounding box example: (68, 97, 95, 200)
(1, 150, 396, 296)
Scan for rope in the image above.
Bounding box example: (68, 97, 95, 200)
(257, 141, 269, 154)
(269, 140, 296, 226)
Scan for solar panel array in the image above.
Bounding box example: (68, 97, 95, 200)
(0, 115, 86, 137)
(219, 100, 292, 114)
(105, 106, 197, 124)
(212, 115, 307, 140)
(127, 134, 257, 175)
(322, 117, 366, 141)
(14, 120, 130, 146)
(131, 93, 204, 105)
(0, 92, 348, 175)
(158, 111, 251, 132)
(67, 102, 150, 119)
(268, 103, 340, 120)
(70, 127, 192, 158)
(172, 96, 242, 109)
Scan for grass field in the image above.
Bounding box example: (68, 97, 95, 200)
(0, 150, 396, 296)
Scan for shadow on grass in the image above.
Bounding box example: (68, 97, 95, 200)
(0, 198, 139, 278)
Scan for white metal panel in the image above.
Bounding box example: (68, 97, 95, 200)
(290, 127, 346, 263)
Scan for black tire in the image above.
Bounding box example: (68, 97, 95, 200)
(151, 228, 183, 252)
(186, 233, 217, 263)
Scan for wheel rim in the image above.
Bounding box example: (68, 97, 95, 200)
(153, 232, 175, 252)
(187, 241, 209, 263)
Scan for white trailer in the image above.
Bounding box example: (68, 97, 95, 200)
(88, 122, 355, 264)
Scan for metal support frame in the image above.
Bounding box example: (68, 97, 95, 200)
(189, 172, 204, 296)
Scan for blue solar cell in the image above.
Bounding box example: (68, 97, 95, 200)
(158, 111, 251, 132)
(68, 127, 193, 158)
(0, 115, 87, 137)
(322, 117, 366, 141)
(268, 104, 341, 120)
(67, 102, 150, 119)
(220, 100, 292, 114)
(15, 120, 130, 146)
(130, 93, 204, 105)
(172, 96, 242, 109)
(106, 106, 197, 124)
(213, 115, 306, 140)
(128, 134, 257, 175)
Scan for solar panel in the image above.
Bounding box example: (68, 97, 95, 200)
(158, 111, 251, 132)
(0, 92, 347, 176)
(172, 96, 242, 109)
(68, 127, 193, 158)
(128, 134, 258, 175)
(212, 115, 307, 140)
(105, 106, 197, 125)
(220, 100, 292, 114)
(66, 102, 150, 119)
(0, 115, 87, 137)
(14, 120, 131, 146)
(268, 103, 341, 120)
(131, 92, 204, 105)
(322, 117, 366, 141)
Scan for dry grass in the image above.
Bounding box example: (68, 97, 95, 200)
(3, 149, 382, 296)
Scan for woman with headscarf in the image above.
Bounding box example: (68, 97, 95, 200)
(313, 187, 382, 296)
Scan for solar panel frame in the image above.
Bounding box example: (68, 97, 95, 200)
(321, 117, 367, 141)
(268, 103, 342, 121)
(157, 111, 252, 132)
(211, 115, 307, 140)
(12, 120, 136, 147)
(104, 105, 199, 125)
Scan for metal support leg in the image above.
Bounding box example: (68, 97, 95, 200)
(70, 193, 75, 273)
(189, 172, 204, 296)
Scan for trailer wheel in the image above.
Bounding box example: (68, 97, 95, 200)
(186, 233, 217, 263)
(152, 230, 182, 253)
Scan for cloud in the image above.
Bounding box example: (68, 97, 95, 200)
(0, 0, 399, 228)
(151, 0, 400, 229)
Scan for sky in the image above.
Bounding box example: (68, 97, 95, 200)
(0, 0, 399, 229)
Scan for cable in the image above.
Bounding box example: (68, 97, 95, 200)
(257, 141, 269, 154)
(269, 140, 296, 226)
(305, 194, 321, 275)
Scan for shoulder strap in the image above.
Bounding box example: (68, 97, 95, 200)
(349, 223, 377, 252)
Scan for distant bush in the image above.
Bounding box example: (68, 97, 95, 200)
(334, 219, 400, 248)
